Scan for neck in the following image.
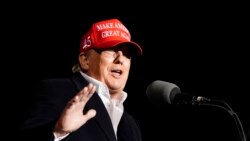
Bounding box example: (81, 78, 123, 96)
(109, 89, 122, 100)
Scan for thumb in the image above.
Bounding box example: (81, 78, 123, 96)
(84, 109, 96, 120)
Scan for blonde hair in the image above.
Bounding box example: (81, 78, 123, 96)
(72, 50, 92, 73)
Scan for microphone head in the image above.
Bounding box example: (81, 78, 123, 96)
(146, 80, 181, 105)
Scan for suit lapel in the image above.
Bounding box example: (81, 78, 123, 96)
(71, 72, 117, 141)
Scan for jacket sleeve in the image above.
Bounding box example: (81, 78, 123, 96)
(16, 79, 75, 141)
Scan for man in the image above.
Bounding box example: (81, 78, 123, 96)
(18, 18, 143, 141)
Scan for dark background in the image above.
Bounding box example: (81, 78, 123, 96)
(3, 3, 249, 141)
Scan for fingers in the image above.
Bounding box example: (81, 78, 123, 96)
(67, 83, 96, 108)
(57, 83, 96, 134)
(78, 83, 96, 102)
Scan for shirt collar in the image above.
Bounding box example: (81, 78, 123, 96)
(79, 71, 127, 104)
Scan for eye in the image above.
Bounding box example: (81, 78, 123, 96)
(116, 46, 132, 59)
(94, 46, 132, 59)
(104, 50, 116, 56)
(120, 49, 131, 59)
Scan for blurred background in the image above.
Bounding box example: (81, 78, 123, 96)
(3, 2, 249, 141)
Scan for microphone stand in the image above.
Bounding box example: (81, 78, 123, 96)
(193, 97, 247, 141)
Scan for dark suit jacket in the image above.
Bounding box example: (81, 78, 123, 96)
(17, 72, 142, 141)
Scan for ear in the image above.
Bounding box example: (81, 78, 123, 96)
(79, 53, 89, 71)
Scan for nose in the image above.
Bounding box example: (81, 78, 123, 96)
(114, 51, 124, 65)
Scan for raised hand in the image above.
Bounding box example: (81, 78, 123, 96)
(54, 83, 96, 137)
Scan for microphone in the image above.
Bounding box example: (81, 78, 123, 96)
(146, 80, 210, 106)
(146, 80, 247, 141)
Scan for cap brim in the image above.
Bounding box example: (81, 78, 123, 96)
(123, 41, 143, 56)
(96, 41, 143, 56)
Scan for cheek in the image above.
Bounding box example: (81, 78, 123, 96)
(124, 60, 131, 69)
(90, 59, 109, 75)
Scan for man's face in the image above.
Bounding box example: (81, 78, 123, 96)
(82, 45, 132, 95)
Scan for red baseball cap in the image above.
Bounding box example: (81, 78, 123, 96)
(80, 18, 142, 56)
